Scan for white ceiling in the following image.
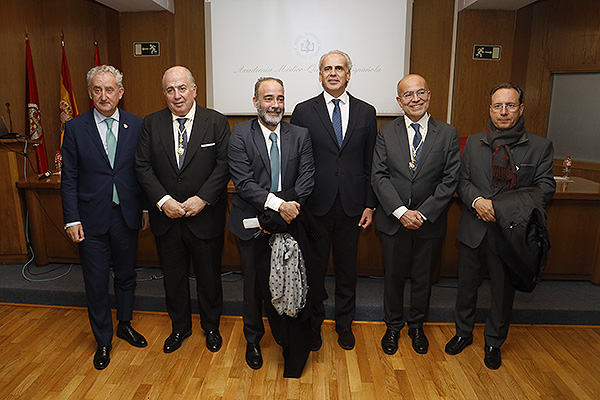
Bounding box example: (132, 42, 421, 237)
(95, 0, 174, 13)
(459, 0, 539, 11)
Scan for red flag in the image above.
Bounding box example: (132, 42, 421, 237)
(25, 36, 49, 173)
(59, 39, 79, 146)
(90, 41, 100, 109)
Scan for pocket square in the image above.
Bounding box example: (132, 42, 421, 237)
(201, 142, 216, 148)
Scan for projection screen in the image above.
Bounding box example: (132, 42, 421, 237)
(205, 0, 412, 115)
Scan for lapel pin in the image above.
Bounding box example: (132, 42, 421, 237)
(124, 123, 128, 129)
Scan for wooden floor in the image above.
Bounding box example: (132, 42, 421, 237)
(0, 304, 599, 399)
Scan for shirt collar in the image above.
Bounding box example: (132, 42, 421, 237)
(171, 101, 196, 123)
(93, 108, 120, 125)
(323, 90, 349, 106)
(404, 113, 430, 131)
(257, 118, 281, 137)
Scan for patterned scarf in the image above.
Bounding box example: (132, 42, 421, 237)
(486, 115, 525, 191)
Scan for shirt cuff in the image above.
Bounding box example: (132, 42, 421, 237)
(471, 196, 483, 209)
(157, 195, 173, 211)
(265, 192, 284, 212)
(392, 206, 408, 220)
(64, 221, 81, 229)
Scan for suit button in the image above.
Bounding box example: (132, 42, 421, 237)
(177, 178, 182, 183)
(335, 172, 338, 176)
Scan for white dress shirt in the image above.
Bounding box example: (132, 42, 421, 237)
(157, 102, 197, 210)
(392, 113, 430, 221)
(323, 90, 350, 139)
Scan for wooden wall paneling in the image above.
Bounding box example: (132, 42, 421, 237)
(410, 0, 456, 121)
(451, 10, 516, 137)
(174, 0, 207, 106)
(519, 0, 600, 138)
(118, 11, 175, 118)
(0, 0, 118, 170)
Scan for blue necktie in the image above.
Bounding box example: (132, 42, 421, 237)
(411, 123, 422, 165)
(269, 131, 280, 193)
(105, 118, 119, 204)
(177, 118, 188, 169)
(332, 99, 343, 147)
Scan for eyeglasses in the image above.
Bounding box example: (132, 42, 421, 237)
(491, 103, 520, 112)
(401, 89, 429, 101)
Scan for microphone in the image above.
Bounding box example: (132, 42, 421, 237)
(37, 170, 52, 180)
(5, 102, 13, 133)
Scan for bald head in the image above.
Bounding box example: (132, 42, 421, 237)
(396, 74, 431, 122)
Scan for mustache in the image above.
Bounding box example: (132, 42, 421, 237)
(265, 107, 283, 114)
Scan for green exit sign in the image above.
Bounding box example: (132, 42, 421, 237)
(133, 42, 160, 57)
(473, 45, 501, 60)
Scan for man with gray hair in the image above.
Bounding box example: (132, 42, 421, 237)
(62, 65, 149, 370)
(290, 50, 377, 351)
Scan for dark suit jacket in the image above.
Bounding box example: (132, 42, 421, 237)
(61, 108, 144, 235)
(227, 119, 315, 240)
(135, 105, 231, 239)
(371, 116, 461, 238)
(456, 130, 556, 249)
(290, 92, 377, 217)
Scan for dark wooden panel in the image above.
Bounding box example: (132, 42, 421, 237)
(411, 0, 456, 120)
(451, 10, 516, 138)
(0, 0, 119, 167)
(118, 11, 175, 118)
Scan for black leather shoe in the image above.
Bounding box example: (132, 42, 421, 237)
(117, 323, 148, 348)
(245, 342, 263, 370)
(408, 327, 429, 354)
(381, 328, 400, 355)
(163, 330, 192, 353)
(311, 327, 322, 351)
(484, 345, 502, 370)
(206, 330, 222, 352)
(336, 326, 355, 350)
(93, 345, 111, 370)
(445, 335, 473, 355)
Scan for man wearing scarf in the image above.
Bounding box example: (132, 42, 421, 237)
(445, 83, 556, 370)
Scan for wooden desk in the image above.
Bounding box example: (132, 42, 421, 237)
(0, 139, 35, 263)
(16, 175, 241, 269)
(438, 177, 600, 284)
(15, 176, 600, 284)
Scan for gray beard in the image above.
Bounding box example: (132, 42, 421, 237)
(257, 105, 284, 127)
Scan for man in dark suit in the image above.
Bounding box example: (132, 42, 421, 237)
(228, 77, 315, 370)
(135, 66, 230, 354)
(372, 74, 461, 355)
(290, 50, 377, 351)
(62, 65, 149, 370)
(445, 83, 555, 369)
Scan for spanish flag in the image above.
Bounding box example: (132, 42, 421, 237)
(59, 38, 79, 146)
(25, 35, 49, 173)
